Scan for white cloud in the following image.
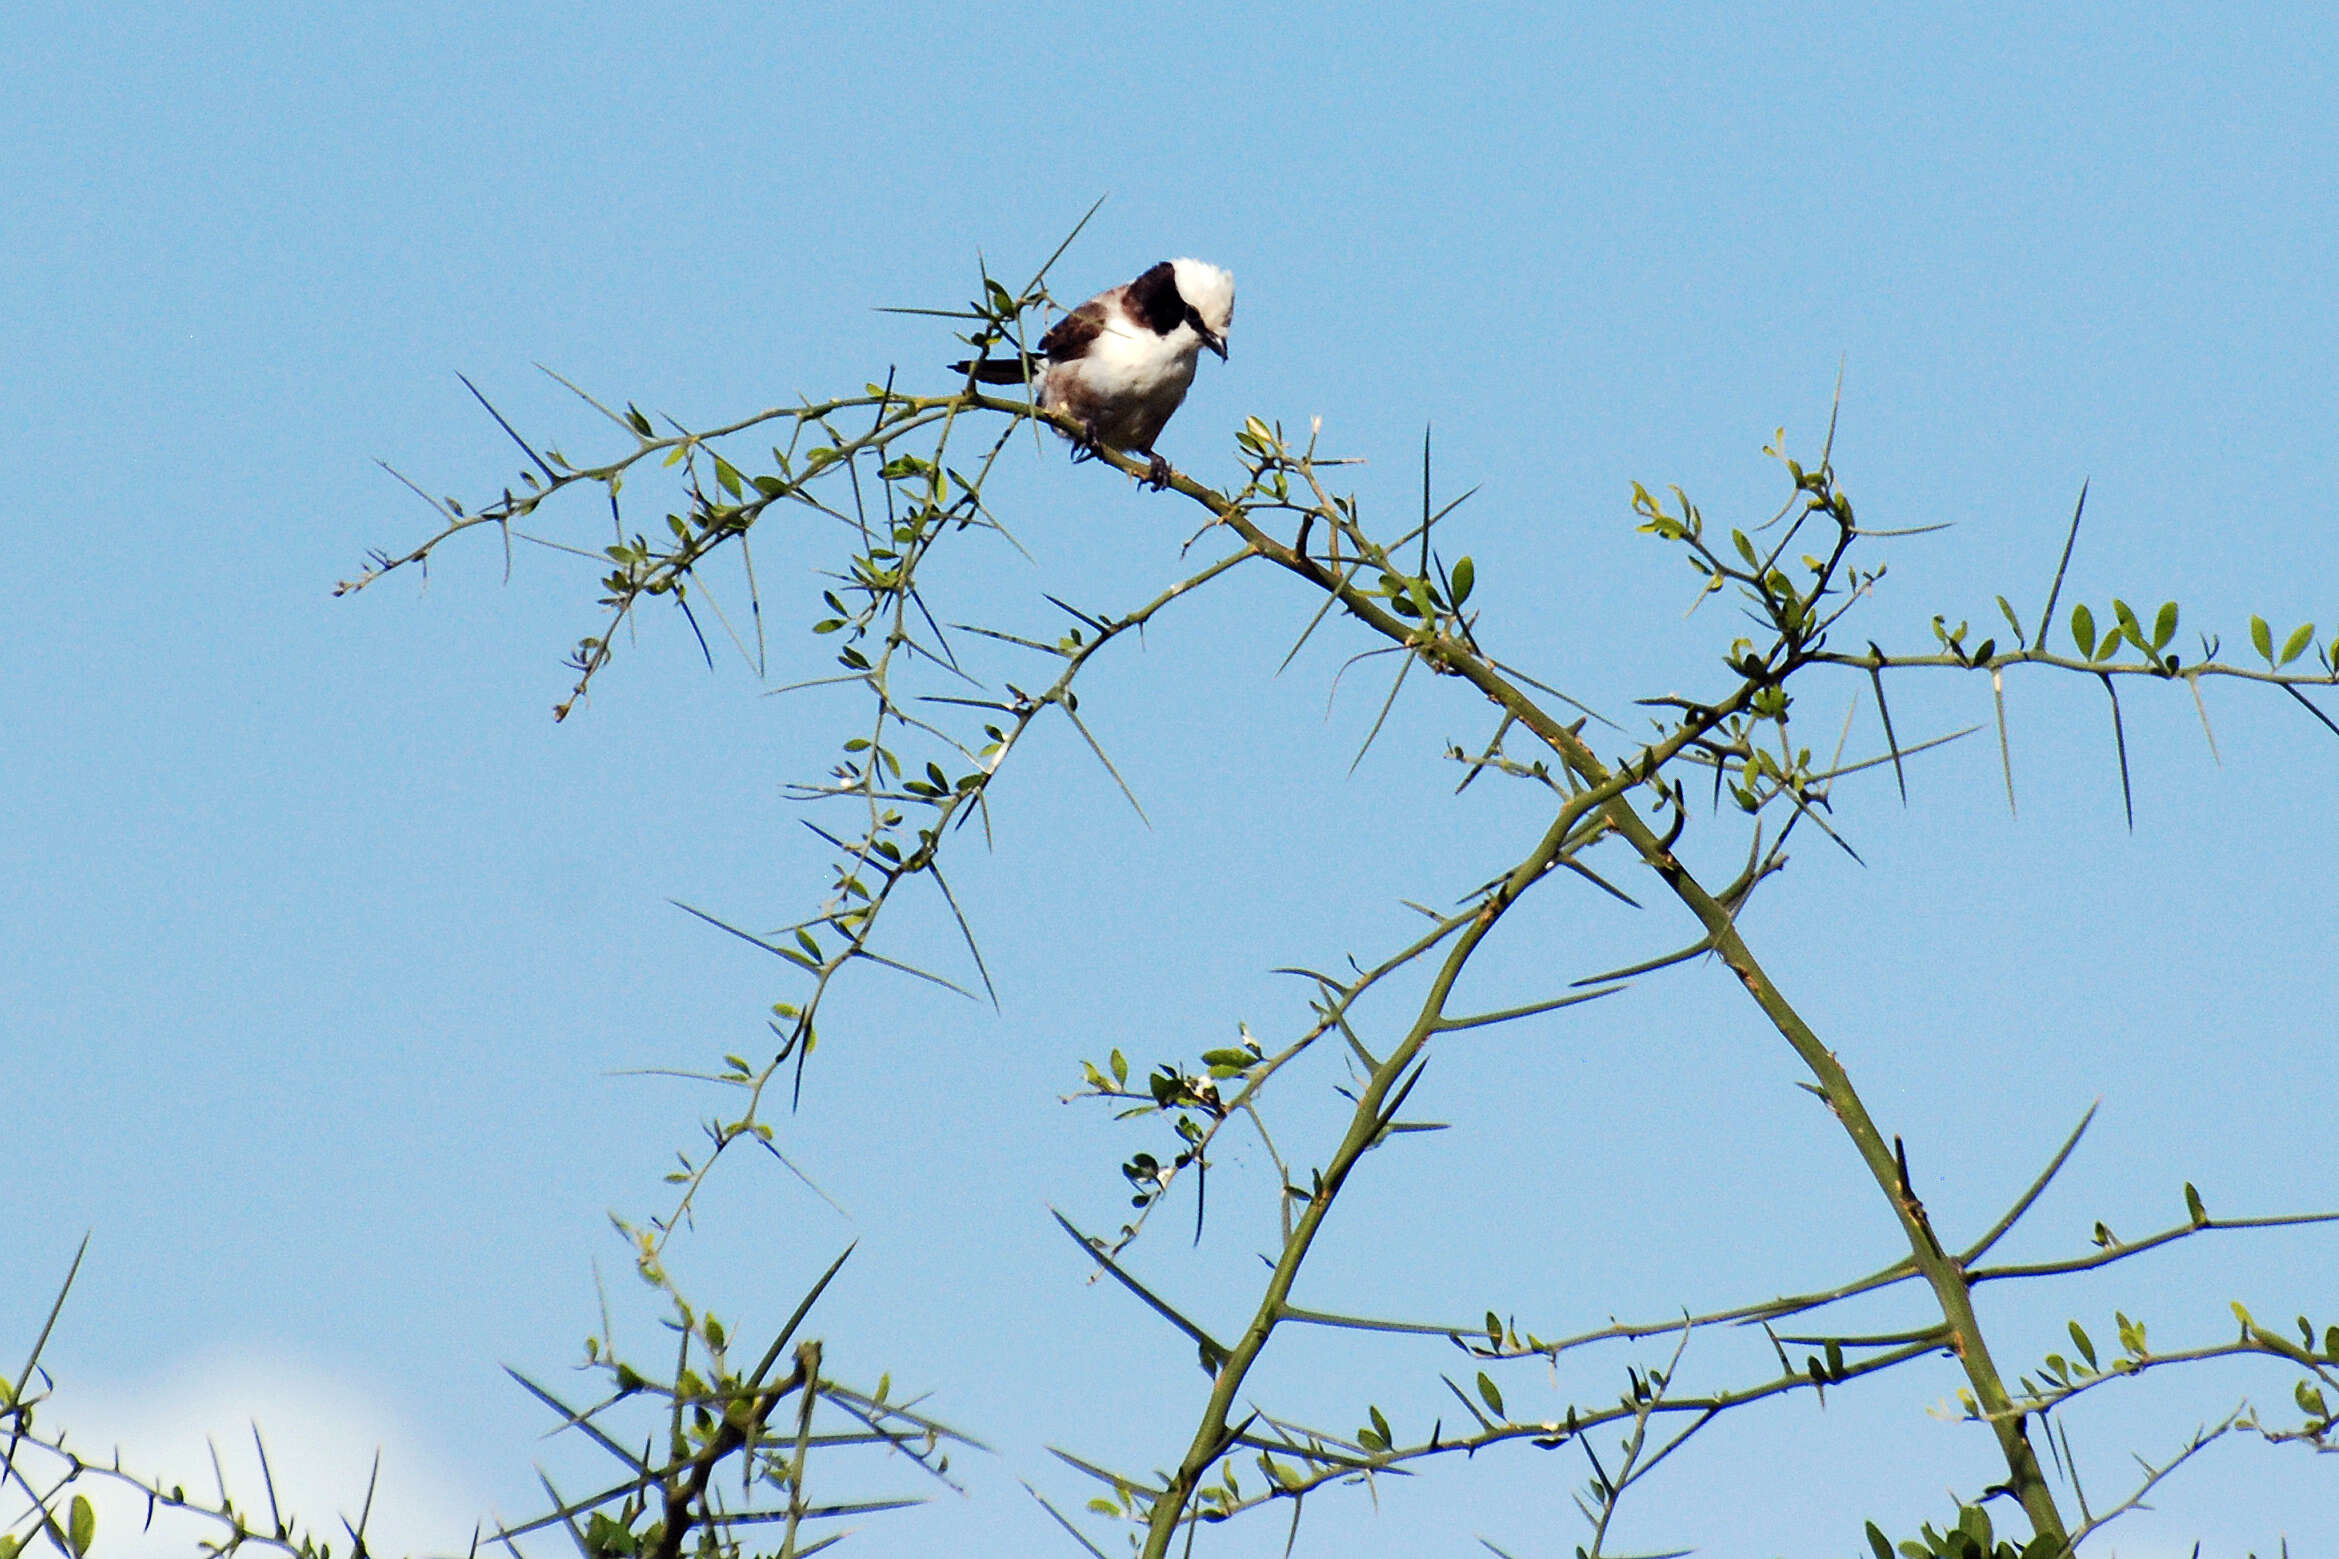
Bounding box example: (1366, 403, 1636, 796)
(9, 1351, 489, 1559)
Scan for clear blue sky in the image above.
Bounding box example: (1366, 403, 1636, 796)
(5, 4, 2334, 1555)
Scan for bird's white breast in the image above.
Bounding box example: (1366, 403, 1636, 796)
(1041, 318, 1203, 452)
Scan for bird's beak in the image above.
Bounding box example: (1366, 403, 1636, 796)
(1187, 307, 1228, 360)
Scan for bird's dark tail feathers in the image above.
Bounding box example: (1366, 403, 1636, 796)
(949, 355, 1042, 385)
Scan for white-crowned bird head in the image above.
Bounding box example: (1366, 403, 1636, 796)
(1168, 258, 1236, 359)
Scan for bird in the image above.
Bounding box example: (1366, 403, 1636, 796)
(952, 258, 1234, 489)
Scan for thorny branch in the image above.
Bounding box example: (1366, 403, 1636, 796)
(291, 249, 2339, 1558)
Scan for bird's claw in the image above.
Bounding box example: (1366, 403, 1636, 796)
(1067, 428, 1170, 491)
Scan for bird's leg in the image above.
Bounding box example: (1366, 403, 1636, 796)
(1069, 418, 1104, 464)
(1143, 450, 1174, 491)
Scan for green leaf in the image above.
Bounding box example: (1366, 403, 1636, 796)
(68, 1494, 94, 1558)
(1733, 528, 1758, 567)
(2070, 603, 2096, 659)
(1369, 1404, 1392, 1445)
(2068, 1320, 2097, 1371)
(1450, 555, 1475, 606)
(2184, 1181, 2206, 1225)
(2251, 614, 2274, 662)
(794, 928, 821, 960)
(1956, 1502, 1992, 1550)
(2151, 600, 2178, 651)
(1866, 1521, 1896, 1559)
(2281, 622, 2317, 667)
(1475, 1371, 1505, 1416)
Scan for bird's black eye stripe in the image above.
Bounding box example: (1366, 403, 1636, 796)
(1128, 261, 1186, 334)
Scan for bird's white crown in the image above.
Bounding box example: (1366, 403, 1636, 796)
(1169, 258, 1236, 340)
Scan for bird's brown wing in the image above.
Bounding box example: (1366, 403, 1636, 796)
(1039, 295, 1112, 362)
